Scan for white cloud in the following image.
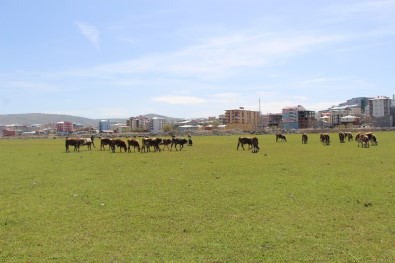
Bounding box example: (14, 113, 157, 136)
(151, 96, 206, 104)
(64, 31, 344, 81)
(75, 21, 100, 50)
(0, 81, 60, 92)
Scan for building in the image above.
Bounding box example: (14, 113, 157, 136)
(150, 117, 166, 133)
(282, 105, 315, 130)
(298, 110, 316, 129)
(99, 120, 117, 132)
(339, 97, 370, 114)
(128, 115, 150, 132)
(56, 121, 73, 134)
(368, 96, 393, 127)
(224, 107, 260, 131)
(260, 113, 282, 128)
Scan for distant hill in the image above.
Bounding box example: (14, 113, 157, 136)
(0, 113, 184, 126)
(0, 113, 99, 126)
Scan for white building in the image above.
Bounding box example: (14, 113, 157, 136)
(150, 117, 166, 133)
(99, 120, 117, 132)
(368, 96, 393, 127)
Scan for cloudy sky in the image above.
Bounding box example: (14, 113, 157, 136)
(1, 0, 394, 119)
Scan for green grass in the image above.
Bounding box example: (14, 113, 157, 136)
(1, 132, 394, 262)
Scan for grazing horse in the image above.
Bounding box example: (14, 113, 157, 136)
(251, 137, 260, 153)
(339, 132, 346, 143)
(171, 136, 188, 151)
(276, 134, 287, 142)
(65, 137, 80, 152)
(237, 137, 253, 150)
(127, 138, 141, 153)
(100, 138, 113, 150)
(111, 139, 127, 152)
(301, 133, 308, 144)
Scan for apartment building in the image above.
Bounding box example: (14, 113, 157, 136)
(128, 115, 150, 132)
(150, 117, 166, 133)
(224, 107, 260, 131)
(56, 121, 73, 134)
(282, 105, 315, 129)
(368, 96, 393, 127)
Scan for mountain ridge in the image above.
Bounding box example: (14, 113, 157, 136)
(0, 113, 184, 126)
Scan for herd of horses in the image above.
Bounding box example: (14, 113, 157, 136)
(236, 131, 378, 153)
(65, 135, 192, 153)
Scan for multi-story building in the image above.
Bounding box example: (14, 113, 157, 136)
(56, 121, 73, 134)
(99, 120, 117, 132)
(150, 117, 166, 133)
(260, 113, 282, 128)
(282, 105, 314, 129)
(368, 96, 393, 127)
(224, 107, 260, 131)
(298, 110, 316, 129)
(339, 97, 371, 114)
(127, 115, 150, 132)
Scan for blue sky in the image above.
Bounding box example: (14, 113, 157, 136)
(1, 0, 394, 119)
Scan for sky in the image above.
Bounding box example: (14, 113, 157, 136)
(1, 0, 394, 119)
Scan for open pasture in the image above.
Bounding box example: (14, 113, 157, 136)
(1, 132, 394, 262)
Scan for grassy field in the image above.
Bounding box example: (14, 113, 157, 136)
(1, 132, 394, 262)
